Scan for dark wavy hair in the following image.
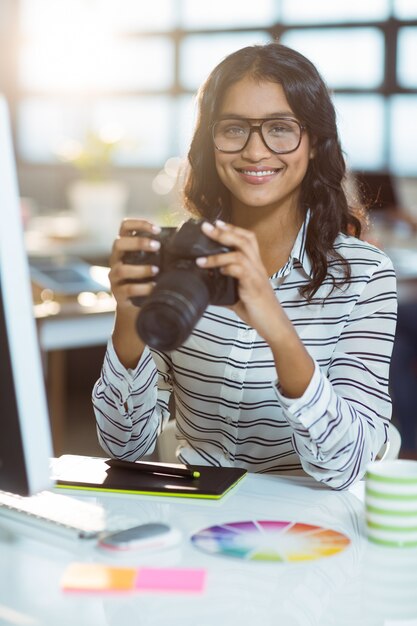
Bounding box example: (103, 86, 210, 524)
(183, 42, 363, 299)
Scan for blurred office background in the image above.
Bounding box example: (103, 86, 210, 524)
(0, 0, 416, 457)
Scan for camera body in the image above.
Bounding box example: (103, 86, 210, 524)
(123, 218, 238, 351)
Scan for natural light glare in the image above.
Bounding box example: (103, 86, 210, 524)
(18, 98, 87, 162)
(93, 98, 172, 167)
(177, 94, 197, 158)
(281, 0, 390, 22)
(19, 2, 172, 93)
(182, 0, 278, 28)
(180, 32, 271, 90)
(99, 0, 176, 32)
(282, 29, 384, 88)
(18, 97, 172, 166)
(15, 0, 417, 175)
(398, 28, 417, 87)
(333, 95, 385, 171)
(390, 96, 417, 175)
(20, 0, 176, 35)
(393, 0, 417, 18)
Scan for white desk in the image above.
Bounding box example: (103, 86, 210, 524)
(1, 474, 416, 626)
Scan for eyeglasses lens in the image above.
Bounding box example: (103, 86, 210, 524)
(213, 119, 301, 154)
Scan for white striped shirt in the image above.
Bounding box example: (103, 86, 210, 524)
(92, 220, 397, 489)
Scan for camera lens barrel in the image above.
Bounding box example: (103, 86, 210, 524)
(136, 270, 210, 351)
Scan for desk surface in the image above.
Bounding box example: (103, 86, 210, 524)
(1, 473, 416, 626)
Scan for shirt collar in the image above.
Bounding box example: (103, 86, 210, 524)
(272, 209, 312, 280)
(292, 209, 313, 277)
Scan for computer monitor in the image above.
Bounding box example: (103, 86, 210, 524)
(0, 95, 53, 496)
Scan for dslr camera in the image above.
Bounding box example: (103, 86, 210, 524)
(123, 218, 238, 351)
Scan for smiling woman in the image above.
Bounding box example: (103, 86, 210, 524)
(92, 42, 397, 490)
(210, 78, 311, 234)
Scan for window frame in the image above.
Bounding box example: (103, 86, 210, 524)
(1, 0, 416, 173)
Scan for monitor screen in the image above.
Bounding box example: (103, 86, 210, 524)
(0, 96, 53, 496)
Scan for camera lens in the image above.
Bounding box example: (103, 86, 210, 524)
(136, 270, 210, 351)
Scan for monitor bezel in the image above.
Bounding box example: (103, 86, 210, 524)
(0, 95, 53, 495)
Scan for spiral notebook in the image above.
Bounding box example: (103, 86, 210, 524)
(52, 455, 247, 500)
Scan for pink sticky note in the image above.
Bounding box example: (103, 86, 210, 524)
(135, 567, 206, 593)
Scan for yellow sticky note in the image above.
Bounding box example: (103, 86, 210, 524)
(61, 563, 136, 592)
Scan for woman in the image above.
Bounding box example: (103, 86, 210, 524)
(93, 43, 397, 489)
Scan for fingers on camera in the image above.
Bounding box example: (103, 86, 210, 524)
(125, 281, 156, 299)
(115, 236, 161, 254)
(119, 219, 160, 236)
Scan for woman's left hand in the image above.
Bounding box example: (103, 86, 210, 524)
(197, 220, 286, 343)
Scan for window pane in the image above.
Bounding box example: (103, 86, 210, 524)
(176, 95, 198, 158)
(20, 0, 177, 36)
(281, 28, 384, 88)
(390, 96, 417, 175)
(393, 0, 417, 19)
(99, 0, 177, 32)
(398, 28, 417, 88)
(19, 37, 174, 92)
(180, 32, 271, 90)
(333, 95, 385, 170)
(18, 97, 171, 167)
(281, 0, 390, 23)
(18, 99, 86, 163)
(20, 0, 84, 36)
(93, 98, 172, 166)
(181, 0, 277, 28)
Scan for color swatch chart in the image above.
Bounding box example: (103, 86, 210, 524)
(191, 520, 350, 562)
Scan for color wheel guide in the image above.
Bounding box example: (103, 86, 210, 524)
(191, 520, 350, 562)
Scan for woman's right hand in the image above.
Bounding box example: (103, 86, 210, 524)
(109, 218, 161, 310)
(109, 218, 161, 368)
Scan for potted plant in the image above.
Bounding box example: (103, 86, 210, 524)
(58, 128, 128, 244)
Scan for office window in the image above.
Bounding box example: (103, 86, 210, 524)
(20, 38, 174, 92)
(333, 95, 385, 171)
(281, 0, 390, 23)
(397, 28, 417, 88)
(390, 96, 417, 175)
(180, 32, 271, 91)
(393, 0, 417, 19)
(281, 29, 384, 89)
(176, 94, 197, 158)
(18, 97, 172, 167)
(18, 98, 87, 163)
(8, 0, 417, 175)
(99, 0, 177, 32)
(20, 0, 177, 34)
(181, 0, 278, 28)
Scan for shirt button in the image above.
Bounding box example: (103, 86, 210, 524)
(225, 416, 232, 424)
(230, 371, 240, 381)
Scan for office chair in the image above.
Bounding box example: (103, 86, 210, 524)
(156, 420, 178, 463)
(377, 423, 402, 461)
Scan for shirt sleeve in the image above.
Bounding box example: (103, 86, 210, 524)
(92, 339, 173, 460)
(273, 254, 397, 490)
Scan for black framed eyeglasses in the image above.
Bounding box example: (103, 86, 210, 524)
(212, 117, 305, 154)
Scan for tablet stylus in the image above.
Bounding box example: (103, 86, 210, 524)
(106, 458, 201, 479)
